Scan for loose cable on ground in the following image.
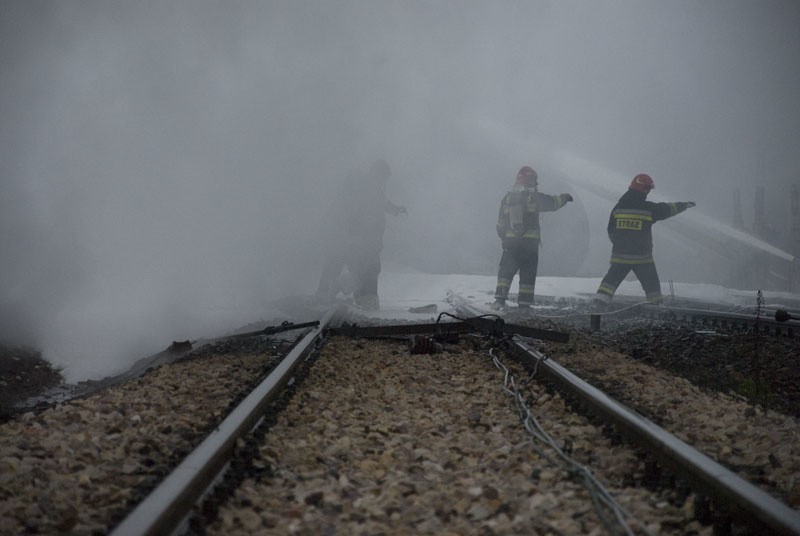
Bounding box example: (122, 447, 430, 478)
(527, 300, 652, 320)
(488, 346, 653, 536)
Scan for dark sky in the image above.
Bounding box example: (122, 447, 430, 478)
(2, 1, 798, 379)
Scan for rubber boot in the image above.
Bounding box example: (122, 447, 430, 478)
(491, 299, 506, 311)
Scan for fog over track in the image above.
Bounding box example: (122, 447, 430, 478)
(1, 1, 798, 381)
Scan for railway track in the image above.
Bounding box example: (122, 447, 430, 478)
(641, 305, 800, 337)
(0, 319, 324, 534)
(1, 294, 799, 534)
(509, 293, 800, 338)
(452, 296, 800, 535)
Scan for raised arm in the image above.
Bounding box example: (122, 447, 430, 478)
(650, 201, 696, 222)
(536, 192, 574, 212)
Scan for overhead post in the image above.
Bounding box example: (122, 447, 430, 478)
(791, 185, 800, 292)
(732, 188, 744, 229)
(754, 185, 766, 238)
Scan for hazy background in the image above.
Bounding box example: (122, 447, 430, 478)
(2, 1, 798, 380)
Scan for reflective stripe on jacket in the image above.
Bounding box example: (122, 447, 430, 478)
(607, 190, 690, 263)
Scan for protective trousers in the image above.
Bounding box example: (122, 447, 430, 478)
(351, 249, 381, 306)
(595, 262, 663, 304)
(316, 256, 345, 299)
(494, 239, 539, 305)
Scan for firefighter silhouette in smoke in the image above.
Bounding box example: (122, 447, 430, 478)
(593, 174, 695, 308)
(315, 159, 406, 311)
(492, 166, 573, 310)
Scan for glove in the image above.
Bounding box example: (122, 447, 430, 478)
(686, 201, 696, 208)
(563, 193, 574, 202)
(397, 206, 408, 216)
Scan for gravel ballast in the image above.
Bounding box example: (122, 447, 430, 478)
(208, 336, 706, 535)
(0, 338, 284, 535)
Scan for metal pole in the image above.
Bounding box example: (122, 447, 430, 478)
(733, 188, 743, 228)
(791, 185, 799, 292)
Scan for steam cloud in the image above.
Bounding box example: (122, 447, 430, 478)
(2, 1, 798, 380)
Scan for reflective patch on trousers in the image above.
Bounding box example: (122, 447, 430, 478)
(597, 283, 616, 297)
(594, 292, 612, 304)
(495, 278, 511, 299)
(646, 292, 663, 303)
(518, 284, 535, 304)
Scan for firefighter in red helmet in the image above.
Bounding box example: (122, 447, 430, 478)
(492, 166, 574, 310)
(593, 174, 695, 308)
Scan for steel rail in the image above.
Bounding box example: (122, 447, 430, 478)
(327, 318, 569, 342)
(506, 339, 800, 535)
(111, 306, 342, 536)
(448, 292, 800, 534)
(642, 304, 800, 332)
(226, 320, 321, 339)
(446, 290, 496, 320)
(446, 296, 569, 344)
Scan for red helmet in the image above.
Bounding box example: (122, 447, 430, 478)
(629, 173, 654, 193)
(516, 166, 538, 186)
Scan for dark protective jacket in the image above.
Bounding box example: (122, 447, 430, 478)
(496, 184, 571, 242)
(338, 173, 402, 253)
(607, 189, 692, 264)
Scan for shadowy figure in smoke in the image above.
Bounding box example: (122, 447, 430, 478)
(593, 173, 695, 308)
(315, 159, 406, 311)
(492, 166, 573, 310)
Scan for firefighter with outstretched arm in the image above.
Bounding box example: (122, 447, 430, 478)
(492, 166, 573, 310)
(593, 173, 695, 308)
